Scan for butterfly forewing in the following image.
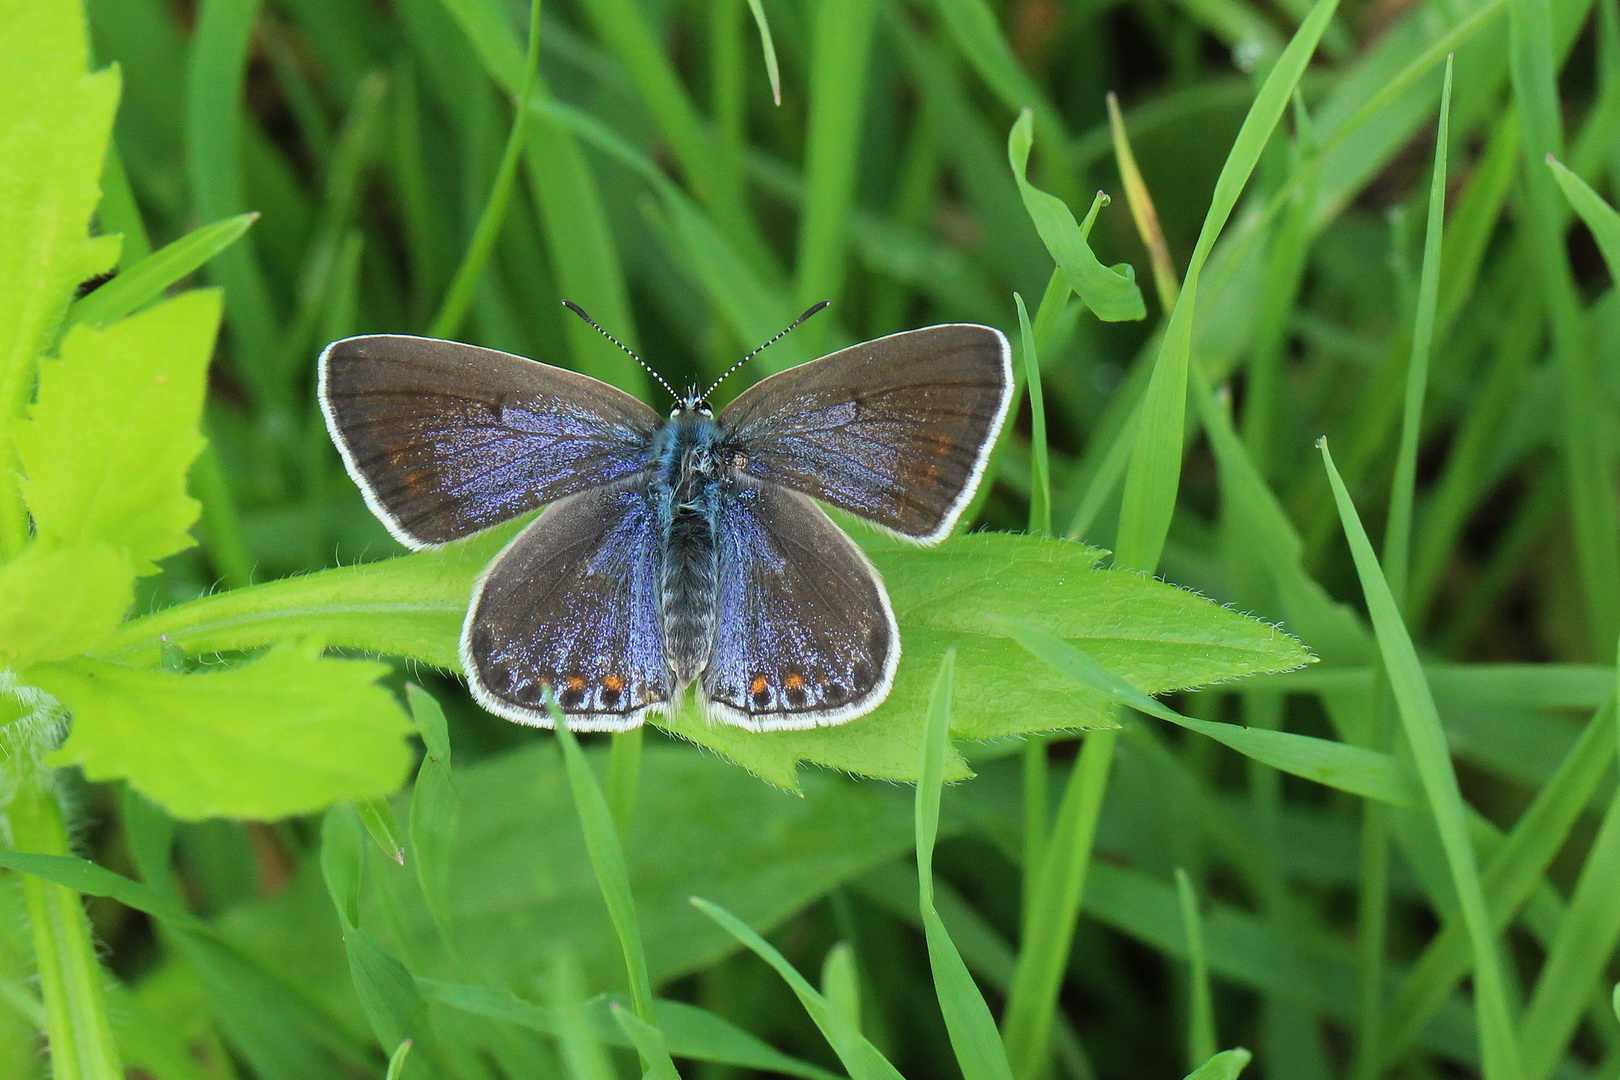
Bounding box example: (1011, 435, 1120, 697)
(320, 335, 660, 547)
(461, 482, 670, 730)
(719, 324, 1012, 543)
(701, 476, 898, 730)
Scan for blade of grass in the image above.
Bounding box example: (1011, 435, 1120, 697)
(63, 212, 258, 333)
(793, 0, 876, 325)
(998, 618, 1419, 807)
(690, 897, 905, 1080)
(606, 728, 643, 841)
(1014, 294, 1050, 536)
(353, 796, 406, 866)
(385, 1039, 413, 1080)
(916, 650, 1017, 1080)
(1380, 697, 1617, 1065)
(1115, 0, 1340, 572)
(1358, 59, 1452, 1080)
(549, 953, 617, 1080)
(429, 0, 542, 339)
(742, 0, 782, 105)
(186, 0, 281, 411)
(1186, 1048, 1253, 1080)
(1517, 787, 1620, 1080)
(610, 1004, 680, 1080)
(1176, 869, 1216, 1068)
(1105, 91, 1180, 312)
(1545, 155, 1620, 277)
(1508, 0, 1620, 653)
(551, 720, 657, 1032)
(1320, 437, 1521, 1080)
(1001, 727, 1115, 1080)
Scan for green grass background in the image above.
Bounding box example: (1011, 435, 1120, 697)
(2, 0, 1620, 1077)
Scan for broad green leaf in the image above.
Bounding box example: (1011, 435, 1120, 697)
(0, 0, 120, 399)
(33, 643, 413, 820)
(62, 212, 257, 333)
(0, 542, 131, 669)
(18, 290, 223, 572)
(100, 526, 513, 666)
(364, 744, 918, 990)
(104, 530, 1307, 788)
(1007, 110, 1144, 322)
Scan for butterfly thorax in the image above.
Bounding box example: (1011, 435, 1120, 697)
(648, 410, 728, 689)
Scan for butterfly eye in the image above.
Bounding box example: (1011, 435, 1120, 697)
(695, 399, 713, 415)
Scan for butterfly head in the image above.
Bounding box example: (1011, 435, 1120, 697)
(671, 391, 713, 419)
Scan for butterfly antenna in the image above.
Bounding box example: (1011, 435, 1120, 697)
(703, 300, 830, 398)
(561, 300, 679, 401)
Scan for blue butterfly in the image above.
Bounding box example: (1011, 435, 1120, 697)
(319, 305, 1011, 731)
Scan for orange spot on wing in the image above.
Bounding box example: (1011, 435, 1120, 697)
(565, 675, 587, 691)
(602, 674, 624, 692)
(783, 672, 806, 690)
(749, 674, 769, 695)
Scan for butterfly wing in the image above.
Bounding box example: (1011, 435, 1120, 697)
(700, 475, 898, 730)
(718, 324, 1012, 543)
(461, 482, 670, 730)
(320, 335, 660, 548)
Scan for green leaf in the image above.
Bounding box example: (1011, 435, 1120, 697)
(0, 0, 120, 417)
(61, 213, 257, 333)
(0, 851, 199, 930)
(385, 1039, 412, 1080)
(17, 290, 223, 572)
(34, 643, 413, 820)
(353, 796, 406, 866)
(610, 1004, 681, 1080)
(342, 925, 420, 1051)
(106, 529, 1306, 788)
(664, 533, 1311, 786)
(1185, 1048, 1253, 1080)
(1007, 110, 1144, 322)
(101, 526, 512, 667)
(914, 652, 1016, 1080)
(369, 744, 918, 992)
(743, 0, 782, 105)
(0, 542, 132, 669)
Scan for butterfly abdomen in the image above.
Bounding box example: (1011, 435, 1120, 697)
(652, 416, 724, 688)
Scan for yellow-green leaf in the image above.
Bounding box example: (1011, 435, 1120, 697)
(35, 643, 413, 820)
(0, 542, 132, 669)
(18, 290, 223, 572)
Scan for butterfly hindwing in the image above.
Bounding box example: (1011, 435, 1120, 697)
(461, 482, 670, 730)
(719, 324, 1012, 543)
(700, 475, 898, 730)
(320, 335, 660, 548)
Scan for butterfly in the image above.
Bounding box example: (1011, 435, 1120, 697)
(318, 303, 1011, 732)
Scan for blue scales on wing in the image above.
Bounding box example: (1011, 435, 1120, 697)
(319, 335, 660, 548)
(700, 476, 898, 731)
(461, 482, 670, 730)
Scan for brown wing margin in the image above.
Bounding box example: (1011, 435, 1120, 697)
(718, 325, 1012, 544)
